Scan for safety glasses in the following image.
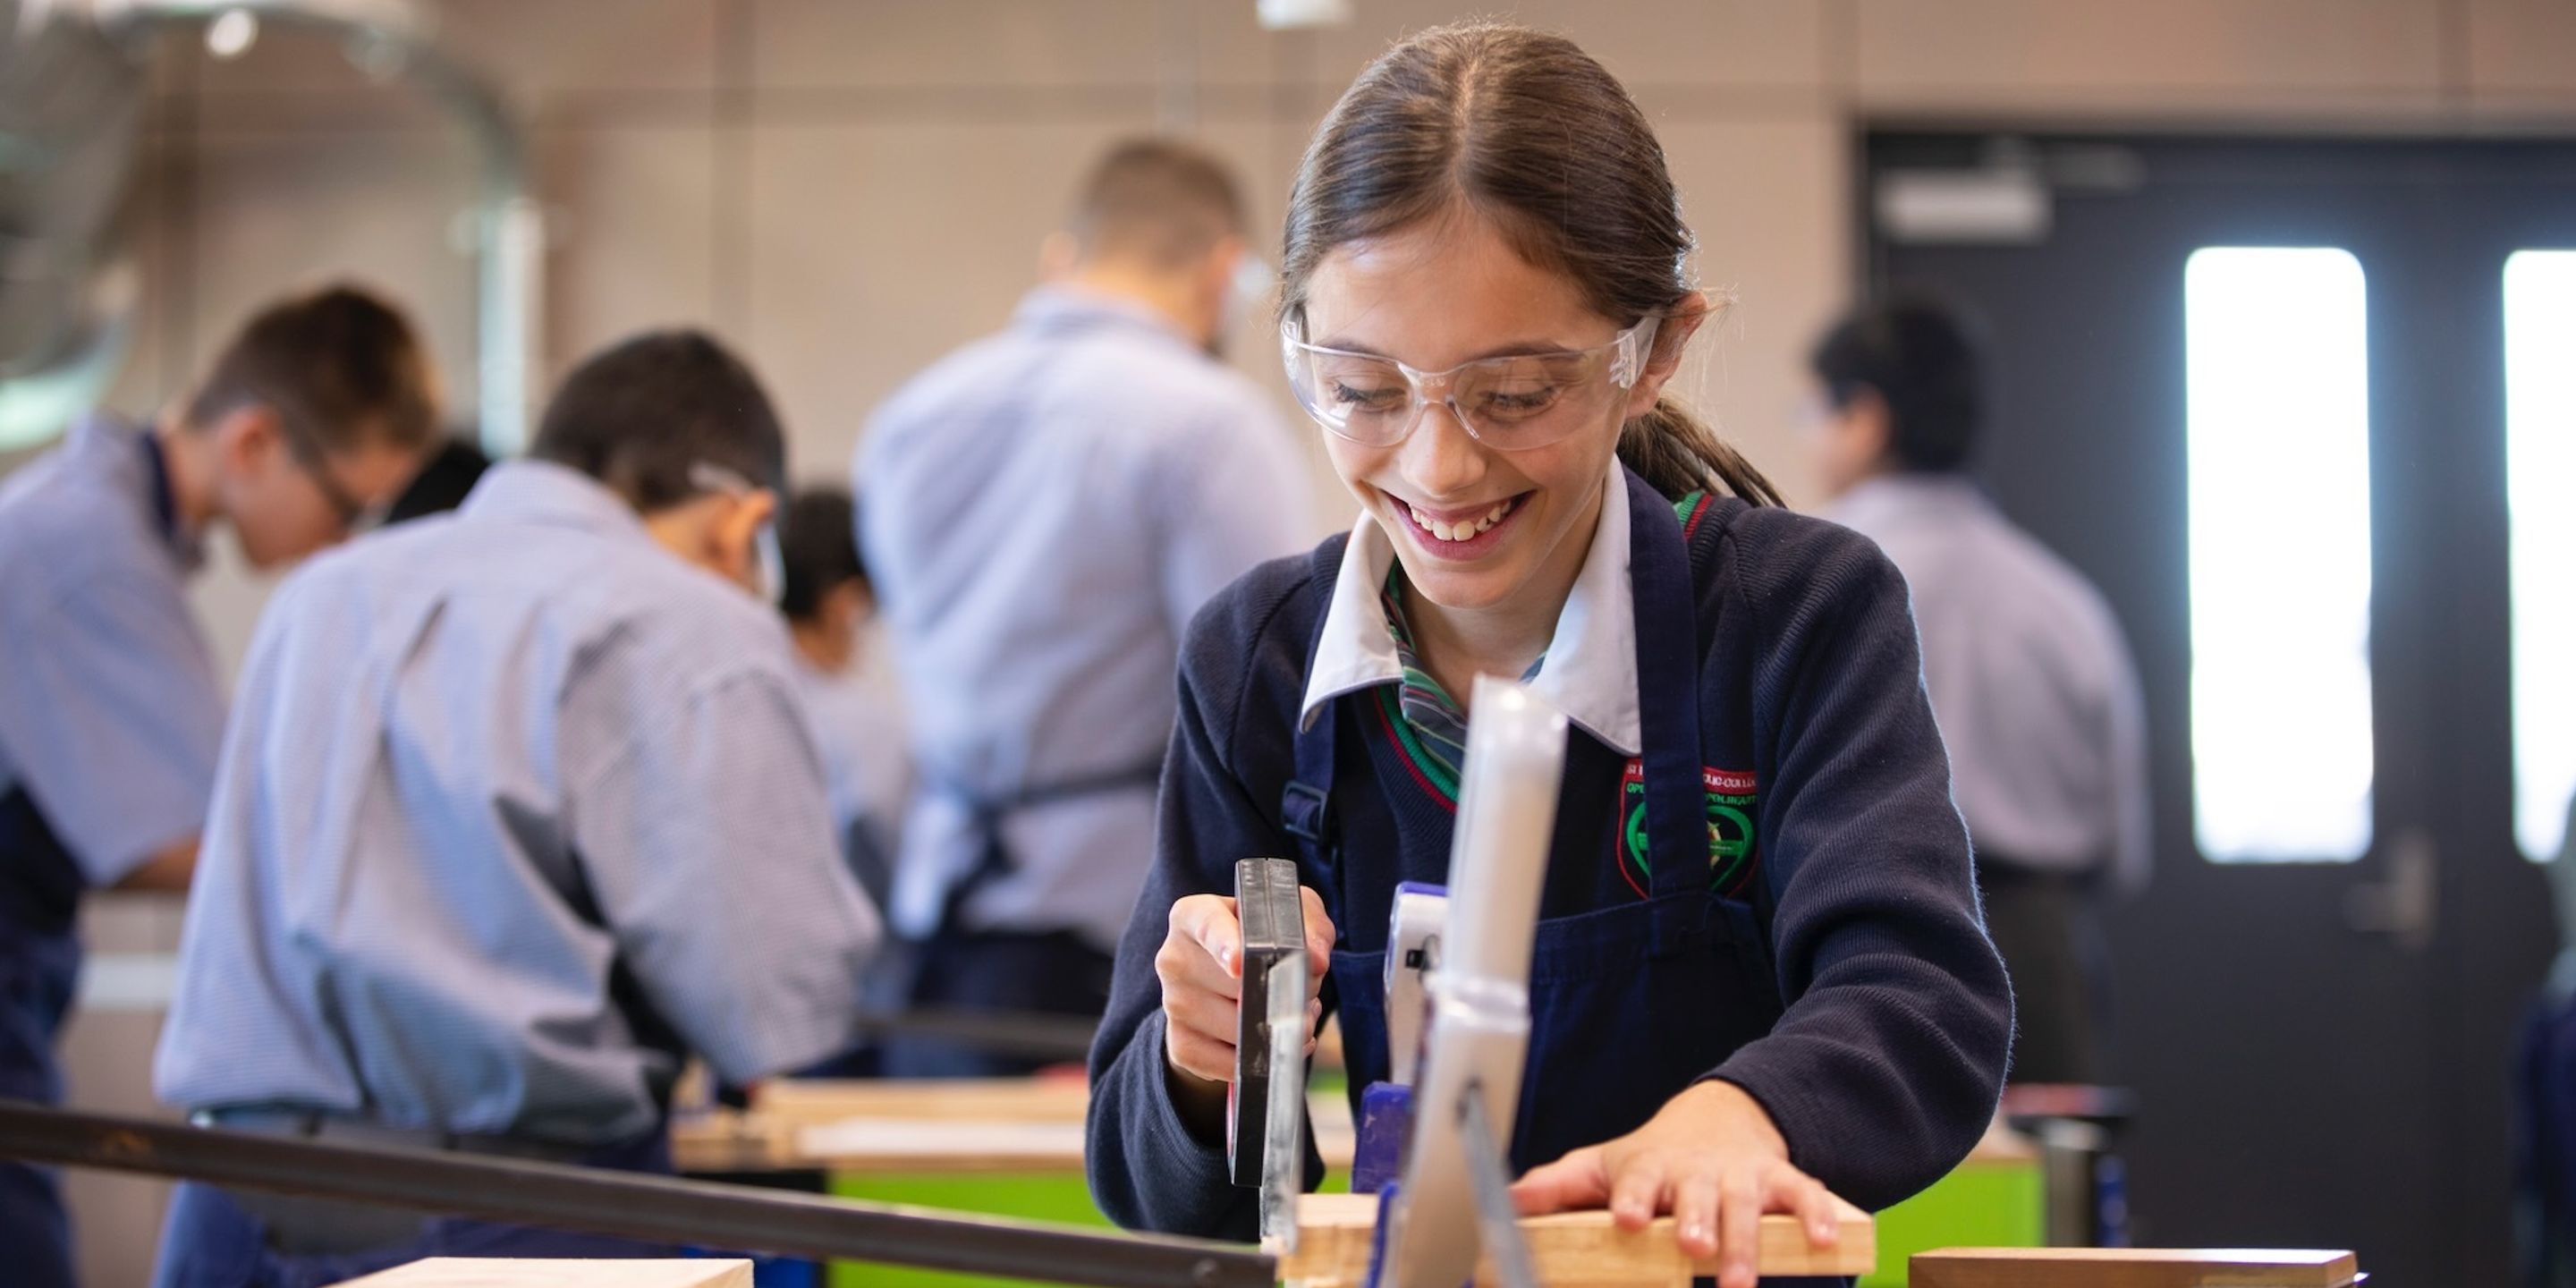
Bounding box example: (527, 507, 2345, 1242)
(1280, 314, 1660, 451)
(689, 462, 785, 606)
(271, 406, 388, 535)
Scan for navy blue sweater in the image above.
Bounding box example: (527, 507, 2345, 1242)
(1085, 493, 2012, 1240)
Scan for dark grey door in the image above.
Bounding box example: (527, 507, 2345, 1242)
(1866, 134, 2575, 1287)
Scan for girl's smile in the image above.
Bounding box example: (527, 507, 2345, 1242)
(1386, 488, 1530, 561)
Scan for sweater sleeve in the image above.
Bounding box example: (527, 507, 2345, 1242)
(1705, 517, 2013, 1212)
(1086, 570, 1321, 1238)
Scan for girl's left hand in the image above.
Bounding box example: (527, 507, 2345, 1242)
(1508, 1080, 1841, 1288)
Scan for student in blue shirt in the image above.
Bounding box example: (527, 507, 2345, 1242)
(1084, 25, 2011, 1288)
(0, 284, 439, 1288)
(150, 331, 883, 1286)
(861, 139, 1309, 1076)
(780, 486, 904, 913)
(1808, 296, 2150, 1087)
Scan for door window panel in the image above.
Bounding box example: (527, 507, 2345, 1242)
(2185, 247, 2376, 862)
(2507, 250, 2576, 861)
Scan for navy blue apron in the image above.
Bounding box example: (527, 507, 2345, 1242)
(1284, 471, 1821, 1278)
(0, 791, 80, 1288)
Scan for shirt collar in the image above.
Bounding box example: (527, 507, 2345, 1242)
(459, 459, 657, 545)
(69, 412, 205, 572)
(1298, 456, 1642, 757)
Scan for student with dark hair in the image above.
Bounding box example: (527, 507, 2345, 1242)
(779, 486, 907, 912)
(1808, 295, 1984, 477)
(1087, 26, 2007, 1288)
(0, 283, 440, 1288)
(1806, 295, 2148, 1086)
(148, 330, 883, 1285)
(860, 137, 1309, 1075)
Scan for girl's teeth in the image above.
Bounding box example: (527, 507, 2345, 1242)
(1408, 499, 1515, 542)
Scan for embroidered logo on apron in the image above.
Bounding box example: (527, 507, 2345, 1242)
(1619, 761, 1758, 899)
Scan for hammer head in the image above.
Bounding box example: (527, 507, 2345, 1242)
(1227, 857, 1308, 1190)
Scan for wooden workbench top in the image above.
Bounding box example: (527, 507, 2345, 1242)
(1275, 1191, 1877, 1286)
(674, 1080, 2029, 1177)
(1911, 1247, 2361, 1287)
(673, 1078, 1356, 1174)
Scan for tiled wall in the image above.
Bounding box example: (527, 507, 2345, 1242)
(54, 1, 2576, 1282)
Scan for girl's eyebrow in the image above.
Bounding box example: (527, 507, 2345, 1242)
(1309, 335, 1590, 362)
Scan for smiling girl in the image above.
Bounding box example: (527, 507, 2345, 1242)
(1084, 23, 2010, 1288)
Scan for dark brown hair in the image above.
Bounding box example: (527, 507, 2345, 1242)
(1071, 138, 1248, 270)
(780, 486, 869, 623)
(1277, 22, 1781, 506)
(1811, 292, 1984, 473)
(531, 329, 787, 513)
(184, 284, 440, 456)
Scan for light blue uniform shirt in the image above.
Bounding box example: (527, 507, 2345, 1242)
(859, 286, 1311, 952)
(1826, 473, 2151, 893)
(0, 412, 222, 887)
(154, 461, 884, 1144)
(794, 657, 910, 901)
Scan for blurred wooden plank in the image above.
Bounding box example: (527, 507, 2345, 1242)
(334, 1259, 754, 1288)
(1275, 1191, 1875, 1286)
(759, 1079, 1090, 1123)
(1911, 1247, 2361, 1287)
(673, 1079, 1355, 1174)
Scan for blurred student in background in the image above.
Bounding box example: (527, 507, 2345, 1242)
(150, 331, 881, 1284)
(1806, 294, 2148, 1086)
(780, 485, 907, 915)
(0, 284, 439, 1288)
(858, 138, 1310, 1075)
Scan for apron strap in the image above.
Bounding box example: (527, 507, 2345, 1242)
(926, 753, 1167, 936)
(1623, 470, 1712, 953)
(1282, 552, 1346, 870)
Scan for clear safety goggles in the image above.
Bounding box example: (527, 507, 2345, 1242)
(1280, 314, 1660, 451)
(688, 462, 785, 606)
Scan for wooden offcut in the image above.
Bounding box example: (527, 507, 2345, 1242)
(1275, 1191, 1877, 1287)
(331, 1259, 755, 1288)
(1910, 1247, 2362, 1288)
(674, 1077, 1357, 1174)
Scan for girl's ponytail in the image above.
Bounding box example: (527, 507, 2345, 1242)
(1620, 396, 1783, 507)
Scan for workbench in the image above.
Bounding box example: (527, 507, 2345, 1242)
(672, 1080, 2041, 1287)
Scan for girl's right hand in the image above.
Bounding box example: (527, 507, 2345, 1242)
(1157, 888, 1335, 1091)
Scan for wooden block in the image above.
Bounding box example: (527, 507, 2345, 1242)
(757, 1079, 1092, 1125)
(332, 1259, 754, 1288)
(1277, 1191, 1876, 1287)
(674, 1078, 1357, 1173)
(1911, 1247, 2362, 1288)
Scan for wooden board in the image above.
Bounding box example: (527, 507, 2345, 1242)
(1911, 1247, 2361, 1288)
(673, 1079, 1095, 1172)
(675, 1079, 1355, 1174)
(759, 1079, 1092, 1123)
(332, 1259, 754, 1288)
(1275, 1191, 1876, 1287)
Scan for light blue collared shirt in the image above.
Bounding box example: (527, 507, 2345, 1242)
(859, 286, 1312, 951)
(155, 461, 883, 1143)
(0, 412, 221, 888)
(1826, 473, 2150, 893)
